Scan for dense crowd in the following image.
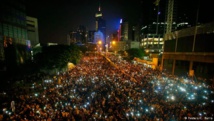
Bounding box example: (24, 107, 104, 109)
(1, 54, 214, 121)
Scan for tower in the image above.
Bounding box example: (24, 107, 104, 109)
(95, 3, 106, 46)
(95, 3, 103, 31)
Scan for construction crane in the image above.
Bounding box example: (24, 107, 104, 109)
(154, 0, 174, 36)
(164, 0, 175, 40)
(158, 0, 174, 72)
(154, 0, 160, 35)
(166, 0, 174, 34)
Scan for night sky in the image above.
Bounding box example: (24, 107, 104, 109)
(26, 0, 139, 43)
(26, 0, 213, 43)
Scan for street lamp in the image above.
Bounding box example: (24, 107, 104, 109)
(112, 40, 116, 45)
(98, 40, 102, 45)
(97, 40, 102, 52)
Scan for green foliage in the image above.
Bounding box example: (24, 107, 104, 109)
(126, 48, 145, 60)
(33, 44, 82, 72)
(32, 46, 42, 55)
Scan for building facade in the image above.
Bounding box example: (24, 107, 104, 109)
(88, 30, 96, 44)
(0, 0, 30, 70)
(161, 21, 214, 78)
(140, 0, 176, 55)
(26, 16, 39, 47)
(121, 21, 129, 41)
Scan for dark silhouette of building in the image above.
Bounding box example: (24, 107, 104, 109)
(120, 19, 129, 41)
(88, 30, 96, 43)
(0, 0, 30, 71)
(69, 25, 87, 45)
(26, 16, 39, 48)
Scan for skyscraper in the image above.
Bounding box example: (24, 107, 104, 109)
(26, 16, 39, 48)
(121, 20, 129, 41)
(94, 3, 106, 46)
(95, 3, 102, 31)
(0, 0, 29, 70)
(140, 0, 177, 55)
(69, 25, 87, 45)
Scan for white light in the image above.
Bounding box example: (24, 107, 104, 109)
(171, 95, 175, 100)
(179, 87, 186, 92)
(131, 112, 134, 116)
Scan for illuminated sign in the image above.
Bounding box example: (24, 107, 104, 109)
(120, 19, 123, 24)
(95, 13, 102, 17)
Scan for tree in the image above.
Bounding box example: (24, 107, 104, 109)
(33, 44, 82, 73)
(126, 48, 145, 60)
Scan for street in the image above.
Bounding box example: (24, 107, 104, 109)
(1, 54, 214, 120)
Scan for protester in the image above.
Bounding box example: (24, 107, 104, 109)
(1, 54, 213, 120)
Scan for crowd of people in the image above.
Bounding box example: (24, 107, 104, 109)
(1, 54, 214, 120)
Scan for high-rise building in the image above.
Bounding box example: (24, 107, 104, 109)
(140, 0, 178, 56)
(161, 21, 214, 78)
(118, 18, 133, 42)
(88, 30, 96, 43)
(117, 19, 122, 41)
(69, 31, 77, 44)
(26, 16, 39, 47)
(68, 25, 87, 45)
(132, 24, 141, 42)
(76, 25, 87, 44)
(95, 3, 106, 46)
(121, 20, 129, 41)
(0, 0, 29, 70)
(95, 4, 102, 31)
(160, 0, 214, 78)
(140, 0, 164, 55)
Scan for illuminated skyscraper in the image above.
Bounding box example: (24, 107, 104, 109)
(117, 19, 122, 41)
(121, 20, 129, 41)
(95, 3, 106, 46)
(95, 4, 102, 31)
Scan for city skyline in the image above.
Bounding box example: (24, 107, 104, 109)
(26, 0, 213, 43)
(26, 0, 125, 43)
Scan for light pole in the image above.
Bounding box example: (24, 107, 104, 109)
(97, 40, 102, 53)
(111, 40, 116, 55)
